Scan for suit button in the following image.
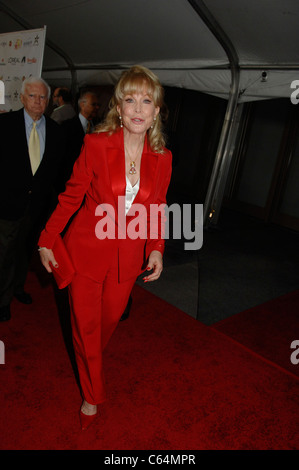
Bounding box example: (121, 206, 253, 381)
(28, 190, 32, 194)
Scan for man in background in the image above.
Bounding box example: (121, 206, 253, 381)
(50, 87, 76, 124)
(0, 77, 65, 321)
(61, 91, 100, 184)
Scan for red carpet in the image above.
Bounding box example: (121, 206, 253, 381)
(0, 268, 298, 450)
(212, 290, 299, 378)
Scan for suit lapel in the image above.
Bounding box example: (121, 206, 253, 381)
(76, 116, 85, 141)
(108, 148, 126, 207)
(133, 140, 158, 206)
(34, 116, 50, 176)
(107, 129, 126, 208)
(17, 109, 32, 175)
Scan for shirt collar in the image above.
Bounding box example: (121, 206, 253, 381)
(24, 108, 45, 128)
(79, 113, 88, 130)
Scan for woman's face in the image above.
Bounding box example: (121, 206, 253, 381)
(117, 89, 159, 137)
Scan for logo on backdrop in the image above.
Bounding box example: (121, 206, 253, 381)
(290, 340, 299, 365)
(0, 340, 4, 365)
(290, 80, 299, 104)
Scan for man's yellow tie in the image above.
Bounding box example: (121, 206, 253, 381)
(29, 122, 40, 175)
(86, 120, 92, 134)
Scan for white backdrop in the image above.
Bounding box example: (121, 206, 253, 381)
(0, 27, 46, 111)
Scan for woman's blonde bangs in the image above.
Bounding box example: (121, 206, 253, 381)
(116, 69, 162, 106)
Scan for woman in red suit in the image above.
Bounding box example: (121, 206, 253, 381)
(38, 65, 172, 430)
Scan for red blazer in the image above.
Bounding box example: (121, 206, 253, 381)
(38, 128, 172, 283)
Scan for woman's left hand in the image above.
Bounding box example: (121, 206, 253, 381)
(143, 250, 163, 282)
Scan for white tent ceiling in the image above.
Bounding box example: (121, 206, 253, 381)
(0, 0, 298, 102)
(0, 0, 298, 224)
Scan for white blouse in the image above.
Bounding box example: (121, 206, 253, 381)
(125, 176, 140, 214)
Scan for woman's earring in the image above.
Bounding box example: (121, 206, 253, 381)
(119, 115, 123, 128)
(151, 117, 156, 129)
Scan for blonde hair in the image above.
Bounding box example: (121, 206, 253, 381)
(95, 65, 166, 153)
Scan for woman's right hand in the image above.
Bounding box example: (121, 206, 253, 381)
(39, 247, 58, 273)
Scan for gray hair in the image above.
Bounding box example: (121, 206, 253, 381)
(21, 77, 51, 99)
(78, 91, 97, 107)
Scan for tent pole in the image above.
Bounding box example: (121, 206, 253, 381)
(188, 0, 240, 227)
(203, 69, 241, 226)
(0, 1, 77, 95)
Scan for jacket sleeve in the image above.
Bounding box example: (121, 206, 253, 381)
(145, 149, 172, 260)
(38, 136, 94, 249)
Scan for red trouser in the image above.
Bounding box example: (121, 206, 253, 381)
(68, 258, 136, 405)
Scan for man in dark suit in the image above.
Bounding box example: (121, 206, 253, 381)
(60, 91, 100, 183)
(0, 77, 65, 321)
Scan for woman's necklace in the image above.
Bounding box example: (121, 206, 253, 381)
(125, 144, 142, 176)
(129, 161, 137, 175)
